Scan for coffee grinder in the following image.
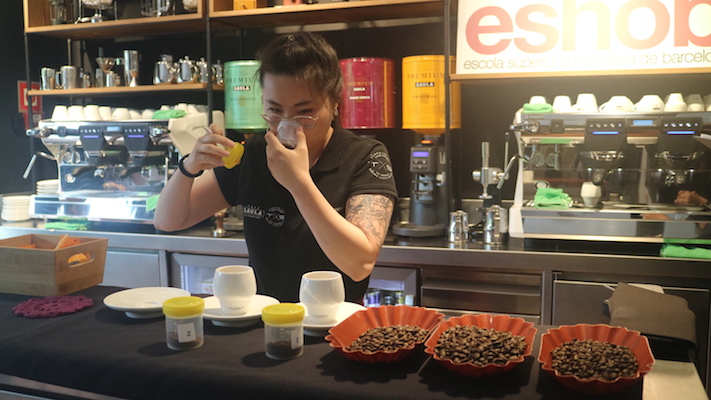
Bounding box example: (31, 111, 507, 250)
(392, 55, 461, 237)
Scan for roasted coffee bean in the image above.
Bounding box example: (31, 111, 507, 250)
(347, 325, 429, 353)
(550, 339, 639, 381)
(434, 325, 527, 366)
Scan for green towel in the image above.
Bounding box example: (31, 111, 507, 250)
(146, 195, 160, 212)
(660, 244, 711, 260)
(522, 103, 554, 113)
(45, 221, 92, 231)
(533, 187, 572, 209)
(152, 109, 187, 119)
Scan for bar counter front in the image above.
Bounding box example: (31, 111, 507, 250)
(0, 285, 649, 400)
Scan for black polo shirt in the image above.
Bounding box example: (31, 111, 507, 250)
(214, 126, 398, 303)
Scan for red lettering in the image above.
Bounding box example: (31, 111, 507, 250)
(674, 0, 711, 46)
(616, 0, 669, 49)
(514, 4, 559, 53)
(562, 0, 611, 51)
(466, 6, 513, 55)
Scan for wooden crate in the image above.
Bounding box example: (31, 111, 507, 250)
(0, 234, 108, 297)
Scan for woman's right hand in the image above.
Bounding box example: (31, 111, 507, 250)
(182, 123, 236, 174)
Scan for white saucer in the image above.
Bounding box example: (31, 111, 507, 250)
(203, 295, 279, 327)
(300, 302, 366, 337)
(103, 287, 191, 319)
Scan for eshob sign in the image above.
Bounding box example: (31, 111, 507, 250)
(456, 0, 711, 78)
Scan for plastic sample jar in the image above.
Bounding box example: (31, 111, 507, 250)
(261, 303, 305, 360)
(163, 296, 205, 351)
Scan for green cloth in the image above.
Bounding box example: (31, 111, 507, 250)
(45, 221, 92, 231)
(533, 187, 572, 209)
(522, 103, 554, 113)
(660, 244, 711, 260)
(146, 195, 160, 212)
(152, 109, 187, 119)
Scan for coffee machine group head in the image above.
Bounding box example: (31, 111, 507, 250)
(577, 118, 635, 185)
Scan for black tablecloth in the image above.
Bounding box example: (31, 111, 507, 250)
(0, 286, 643, 400)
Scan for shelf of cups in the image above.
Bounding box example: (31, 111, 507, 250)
(27, 84, 225, 97)
(208, 0, 445, 30)
(24, 14, 207, 40)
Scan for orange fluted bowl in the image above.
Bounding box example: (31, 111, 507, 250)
(538, 324, 655, 396)
(424, 313, 537, 377)
(325, 305, 444, 363)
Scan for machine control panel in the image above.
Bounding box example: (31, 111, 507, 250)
(409, 146, 437, 174)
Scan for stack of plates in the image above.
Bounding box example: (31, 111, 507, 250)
(1, 195, 31, 222)
(36, 179, 60, 195)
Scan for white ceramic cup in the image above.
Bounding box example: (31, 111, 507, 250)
(129, 109, 142, 119)
(68, 105, 85, 120)
(111, 107, 130, 120)
(299, 271, 345, 324)
(633, 94, 664, 112)
(686, 94, 704, 111)
(528, 95, 547, 105)
(599, 95, 633, 113)
(573, 93, 598, 113)
(99, 106, 113, 120)
(51, 105, 69, 121)
(664, 93, 687, 112)
(213, 265, 257, 316)
(552, 95, 572, 113)
(83, 105, 101, 120)
(580, 182, 602, 207)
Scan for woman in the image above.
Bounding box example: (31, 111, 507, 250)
(154, 32, 398, 303)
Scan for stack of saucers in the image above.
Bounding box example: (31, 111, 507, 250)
(36, 179, 60, 195)
(1, 195, 31, 222)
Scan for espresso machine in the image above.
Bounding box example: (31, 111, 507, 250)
(507, 110, 711, 242)
(26, 119, 174, 223)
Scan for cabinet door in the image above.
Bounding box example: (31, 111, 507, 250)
(102, 249, 162, 288)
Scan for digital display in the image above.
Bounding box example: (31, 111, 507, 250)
(126, 134, 145, 138)
(105, 126, 121, 132)
(591, 131, 620, 135)
(81, 134, 100, 139)
(412, 150, 430, 158)
(631, 119, 655, 127)
(667, 131, 695, 135)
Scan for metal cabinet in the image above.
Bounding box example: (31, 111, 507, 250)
(420, 267, 542, 323)
(101, 248, 164, 288)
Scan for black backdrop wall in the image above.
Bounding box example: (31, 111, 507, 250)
(3, 3, 710, 206)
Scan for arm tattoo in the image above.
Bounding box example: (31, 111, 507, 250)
(346, 194, 395, 243)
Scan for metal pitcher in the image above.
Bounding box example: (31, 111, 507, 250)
(482, 205, 508, 245)
(177, 57, 198, 84)
(153, 54, 177, 84)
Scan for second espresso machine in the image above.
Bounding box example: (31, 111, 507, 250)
(26, 119, 174, 223)
(506, 110, 711, 242)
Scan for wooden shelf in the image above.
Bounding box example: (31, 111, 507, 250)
(210, 0, 444, 30)
(24, 0, 444, 39)
(28, 84, 224, 97)
(24, 13, 208, 40)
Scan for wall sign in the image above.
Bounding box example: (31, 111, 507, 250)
(456, 0, 711, 78)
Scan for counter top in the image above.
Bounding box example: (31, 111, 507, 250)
(1, 220, 709, 282)
(0, 286, 656, 400)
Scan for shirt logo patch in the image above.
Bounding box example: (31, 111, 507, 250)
(243, 205, 265, 219)
(265, 207, 285, 227)
(368, 151, 394, 180)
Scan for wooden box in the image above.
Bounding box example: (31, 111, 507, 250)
(0, 234, 108, 297)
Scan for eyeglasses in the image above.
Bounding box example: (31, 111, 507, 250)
(261, 112, 320, 129)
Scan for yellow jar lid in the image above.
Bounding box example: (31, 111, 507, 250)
(262, 303, 304, 324)
(163, 296, 205, 317)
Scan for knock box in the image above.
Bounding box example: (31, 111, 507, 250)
(0, 234, 108, 296)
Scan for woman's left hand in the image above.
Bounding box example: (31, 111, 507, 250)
(264, 127, 312, 192)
